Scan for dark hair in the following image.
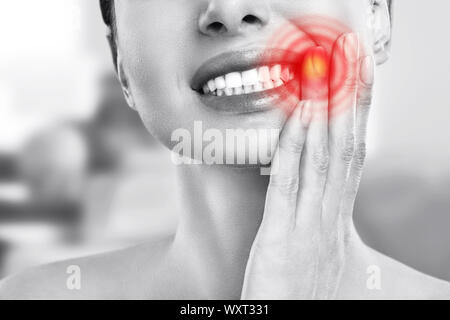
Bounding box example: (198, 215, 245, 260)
(100, 0, 117, 69)
(100, 0, 114, 27)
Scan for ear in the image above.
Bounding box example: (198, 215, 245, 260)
(117, 52, 137, 110)
(370, 0, 392, 65)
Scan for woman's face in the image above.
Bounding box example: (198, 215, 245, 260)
(114, 0, 386, 165)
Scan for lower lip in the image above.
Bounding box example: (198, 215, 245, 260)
(196, 80, 300, 115)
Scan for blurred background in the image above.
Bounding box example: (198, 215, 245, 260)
(0, 0, 449, 282)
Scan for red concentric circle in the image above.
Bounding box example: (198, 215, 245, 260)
(262, 16, 361, 118)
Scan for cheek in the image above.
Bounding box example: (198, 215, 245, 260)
(119, 21, 196, 149)
(275, 0, 372, 41)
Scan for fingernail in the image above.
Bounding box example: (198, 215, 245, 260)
(361, 55, 375, 86)
(301, 100, 313, 127)
(344, 33, 359, 62)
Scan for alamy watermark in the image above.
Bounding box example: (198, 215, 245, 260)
(366, 265, 382, 290)
(66, 265, 81, 290)
(171, 121, 280, 175)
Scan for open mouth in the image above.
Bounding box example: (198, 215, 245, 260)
(200, 64, 295, 97)
(191, 48, 301, 114)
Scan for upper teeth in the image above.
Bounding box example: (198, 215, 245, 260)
(202, 65, 294, 96)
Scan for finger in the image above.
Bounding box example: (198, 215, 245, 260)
(341, 55, 375, 219)
(295, 46, 329, 229)
(263, 101, 310, 230)
(315, 33, 360, 300)
(322, 33, 360, 229)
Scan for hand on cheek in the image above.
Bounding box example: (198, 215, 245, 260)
(242, 31, 377, 299)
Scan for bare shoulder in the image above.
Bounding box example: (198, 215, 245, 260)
(369, 247, 450, 299)
(0, 236, 174, 300)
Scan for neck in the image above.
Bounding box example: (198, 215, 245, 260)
(172, 164, 269, 298)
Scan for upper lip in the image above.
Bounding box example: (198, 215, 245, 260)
(190, 48, 301, 92)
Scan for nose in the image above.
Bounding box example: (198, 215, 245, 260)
(198, 0, 270, 37)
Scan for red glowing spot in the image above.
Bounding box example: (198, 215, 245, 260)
(300, 47, 330, 91)
(303, 52, 328, 80)
(262, 15, 362, 117)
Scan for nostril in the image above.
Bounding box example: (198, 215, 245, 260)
(207, 22, 227, 34)
(243, 15, 262, 25)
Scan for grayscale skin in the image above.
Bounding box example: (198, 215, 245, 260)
(1, 0, 450, 300)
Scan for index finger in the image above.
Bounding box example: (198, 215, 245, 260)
(262, 101, 310, 231)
